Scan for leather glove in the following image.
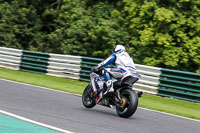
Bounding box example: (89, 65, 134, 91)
(92, 67, 99, 73)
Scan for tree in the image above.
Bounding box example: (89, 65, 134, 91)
(122, 0, 200, 73)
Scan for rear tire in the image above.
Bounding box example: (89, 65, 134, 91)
(116, 89, 138, 118)
(82, 85, 96, 108)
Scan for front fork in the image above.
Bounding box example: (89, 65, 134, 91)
(90, 72, 97, 93)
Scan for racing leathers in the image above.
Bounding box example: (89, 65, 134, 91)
(93, 51, 137, 103)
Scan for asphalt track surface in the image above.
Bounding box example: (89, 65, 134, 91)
(0, 78, 199, 133)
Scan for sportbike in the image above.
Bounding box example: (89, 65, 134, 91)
(82, 68, 142, 118)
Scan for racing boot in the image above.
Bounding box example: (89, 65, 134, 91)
(104, 80, 114, 95)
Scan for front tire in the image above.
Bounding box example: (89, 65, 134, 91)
(82, 85, 96, 108)
(116, 89, 138, 118)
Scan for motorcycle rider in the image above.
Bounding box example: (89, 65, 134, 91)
(93, 45, 138, 103)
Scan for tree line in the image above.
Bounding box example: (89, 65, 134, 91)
(0, 0, 200, 73)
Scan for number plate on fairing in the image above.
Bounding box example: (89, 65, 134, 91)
(95, 76, 104, 89)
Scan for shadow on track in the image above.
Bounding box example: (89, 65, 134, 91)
(80, 106, 138, 120)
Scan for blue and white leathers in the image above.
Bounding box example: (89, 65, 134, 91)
(115, 51, 136, 71)
(97, 51, 137, 81)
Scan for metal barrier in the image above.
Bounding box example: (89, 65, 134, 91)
(134, 64, 161, 95)
(0, 47, 22, 70)
(80, 56, 103, 81)
(20, 50, 49, 74)
(47, 53, 82, 80)
(0, 47, 199, 103)
(159, 69, 200, 103)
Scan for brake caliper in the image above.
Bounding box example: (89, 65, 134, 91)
(120, 97, 126, 108)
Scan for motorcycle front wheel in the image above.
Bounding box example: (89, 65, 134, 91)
(116, 89, 138, 118)
(82, 85, 96, 108)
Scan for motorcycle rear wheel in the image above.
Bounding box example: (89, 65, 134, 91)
(82, 85, 96, 108)
(116, 89, 138, 118)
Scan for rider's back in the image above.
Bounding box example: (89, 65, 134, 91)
(115, 51, 136, 73)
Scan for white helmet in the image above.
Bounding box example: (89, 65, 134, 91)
(113, 45, 125, 53)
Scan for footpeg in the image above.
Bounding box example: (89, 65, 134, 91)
(137, 91, 143, 98)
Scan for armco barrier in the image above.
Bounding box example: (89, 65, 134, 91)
(80, 56, 103, 82)
(0, 47, 22, 70)
(134, 64, 161, 95)
(20, 50, 49, 74)
(0, 47, 199, 103)
(47, 53, 82, 80)
(159, 69, 200, 103)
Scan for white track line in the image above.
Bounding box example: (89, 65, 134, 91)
(0, 110, 74, 133)
(138, 107, 200, 122)
(0, 78, 199, 122)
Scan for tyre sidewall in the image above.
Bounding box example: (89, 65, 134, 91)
(82, 85, 96, 108)
(116, 89, 138, 118)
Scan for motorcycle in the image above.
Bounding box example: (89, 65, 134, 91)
(82, 68, 142, 118)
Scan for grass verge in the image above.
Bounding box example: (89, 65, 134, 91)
(0, 68, 199, 120)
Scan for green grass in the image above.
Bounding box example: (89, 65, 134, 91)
(0, 68, 199, 120)
(139, 94, 200, 120)
(0, 68, 87, 95)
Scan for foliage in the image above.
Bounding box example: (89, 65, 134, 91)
(0, 0, 199, 73)
(122, 0, 200, 72)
